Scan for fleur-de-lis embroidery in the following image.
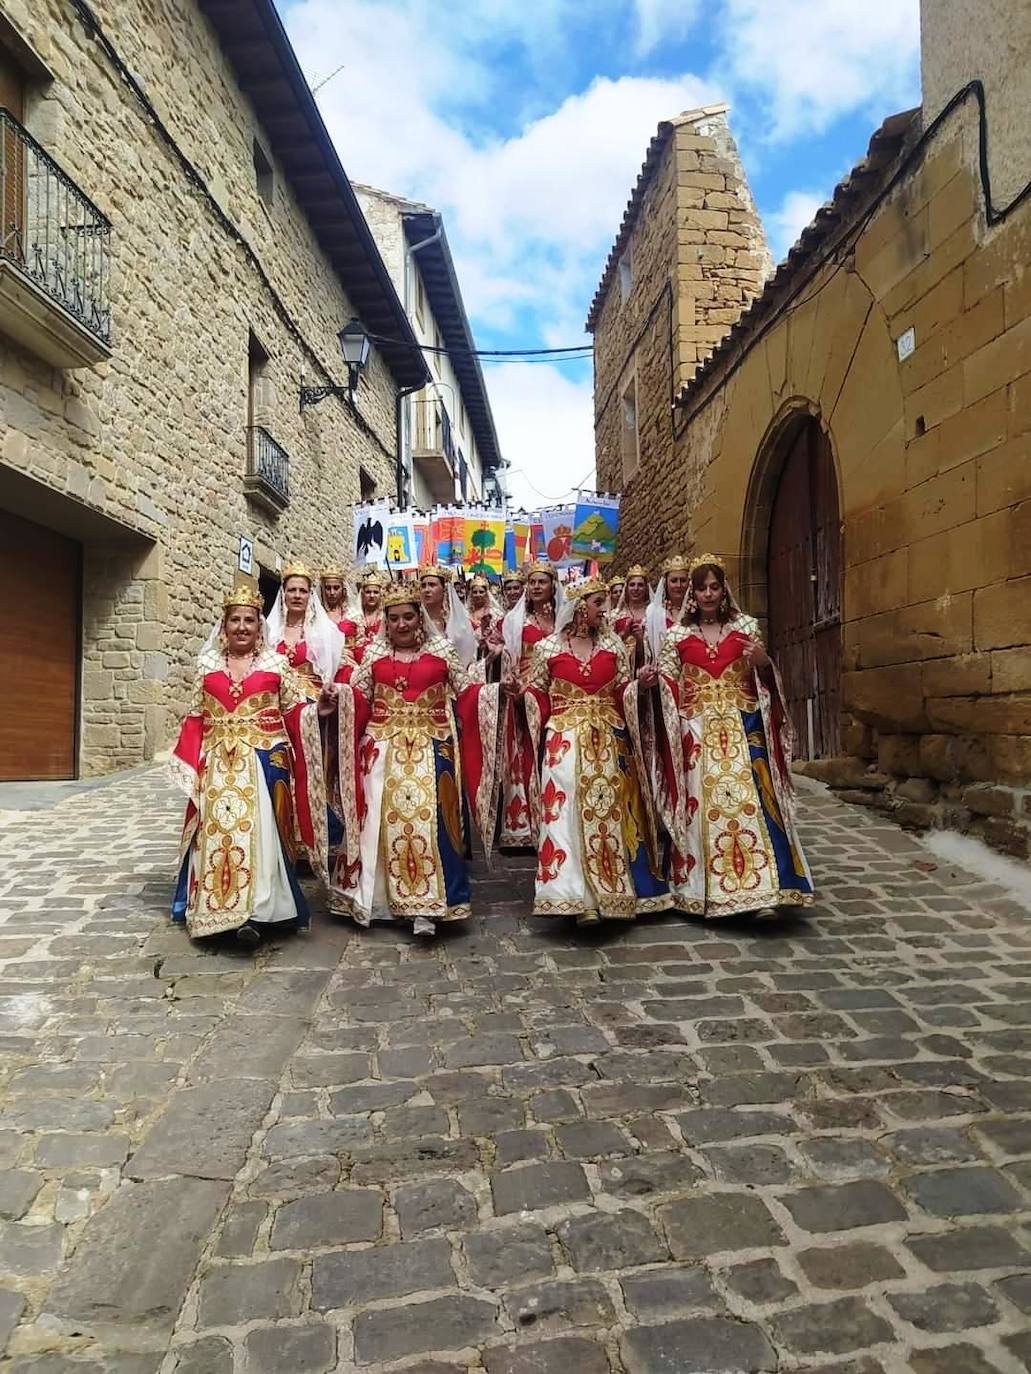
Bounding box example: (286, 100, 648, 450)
(545, 732, 571, 768)
(541, 777, 566, 823)
(536, 834, 567, 883)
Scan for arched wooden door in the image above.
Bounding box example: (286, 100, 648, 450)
(766, 416, 842, 759)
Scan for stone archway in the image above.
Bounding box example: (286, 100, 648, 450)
(742, 401, 843, 759)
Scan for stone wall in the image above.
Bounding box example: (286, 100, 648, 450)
(592, 108, 769, 569)
(621, 100, 1031, 855)
(0, 0, 401, 774)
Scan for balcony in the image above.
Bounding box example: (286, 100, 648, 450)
(411, 396, 458, 503)
(244, 425, 290, 514)
(0, 109, 111, 368)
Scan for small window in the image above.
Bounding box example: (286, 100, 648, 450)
(359, 466, 377, 501)
(620, 370, 639, 481)
(253, 138, 274, 208)
(618, 245, 633, 302)
(247, 329, 269, 429)
(414, 273, 426, 327)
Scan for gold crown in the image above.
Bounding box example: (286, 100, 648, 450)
(565, 576, 609, 602)
(382, 583, 423, 609)
(526, 560, 556, 579)
(624, 564, 649, 579)
(660, 554, 690, 576)
(282, 560, 314, 583)
(320, 562, 346, 580)
(420, 564, 453, 583)
(502, 569, 526, 583)
(359, 568, 386, 587)
(222, 585, 263, 610)
(608, 575, 625, 588)
(689, 551, 723, 575)
(469, 572, 492, 588)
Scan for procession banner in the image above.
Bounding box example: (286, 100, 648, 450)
(384, 510, 418, 571)
(530, 520, 546, 561)
(541, 505, 576, 568)
(413, 517, 430, 568)
(353, 500, 391, 567)
(463, 508, 506, 576)
(505, 517, 531, 571)
(430, 507, 465, 565)
(571, 492, 620, 563)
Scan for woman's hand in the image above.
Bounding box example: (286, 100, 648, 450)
(630, 622, 645, 642)
(742, 639, 771, 671)
(317, 686, 338, 716)
(637, 663, 658, 688)
(501, 677, 521, 699)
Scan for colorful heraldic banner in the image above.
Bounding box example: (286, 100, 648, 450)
(504, 516, 531, 572)
(541, 505, 576, 568)
(463, 508, 506, 577)
(530, 520, 546, 561)
(413, 517, 430, 569)
(384, 511, 418, 571)
(430, 508, 466, 567)
(353, 500, 391, 567)
(571, 492, 620, 563)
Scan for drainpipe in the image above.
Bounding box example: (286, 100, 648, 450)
(397, 222, 444, 506)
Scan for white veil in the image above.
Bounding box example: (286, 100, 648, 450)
(266, 582, 345, 683)
(199, 597, 268, 664)
(645, 569, 689, 662)
(444, 580, 478, 668)
(502, 567, 563, 668)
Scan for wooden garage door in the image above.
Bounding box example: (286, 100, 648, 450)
(766, 417, 842, 759)
(0, 510, 80, 779)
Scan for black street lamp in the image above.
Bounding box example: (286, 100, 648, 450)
(300, 319, 371, 409)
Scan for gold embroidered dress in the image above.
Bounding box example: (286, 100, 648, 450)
(524, 632, 668, 924)
(329, 636, 502, 927)
(654, 615, 814, 917)
(170, 647, 327, 938)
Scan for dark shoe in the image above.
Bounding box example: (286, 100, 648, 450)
(235, 921, 261, 947)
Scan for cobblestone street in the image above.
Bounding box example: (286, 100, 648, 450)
(0, 771, 1029, 1373)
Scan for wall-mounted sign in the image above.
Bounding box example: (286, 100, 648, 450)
(238, 535, 254, 576)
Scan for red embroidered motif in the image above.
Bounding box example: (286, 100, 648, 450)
(541, 777, 566, 823)
(536, 835, 567, 883)
(359, 737, 380, 776)
(545, 733, 571, 768)
(505, 793, 528, 830)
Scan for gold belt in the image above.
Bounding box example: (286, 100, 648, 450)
(679, 662, 756, 715)
(203, 692, 288, 750)
(368, 682, 452, 742)
(549, 680, 621, 730)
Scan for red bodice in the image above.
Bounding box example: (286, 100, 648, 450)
(370, 650, 450, 701)
(276, 638, 312, 671)
(202, 670, 282, 711)
(675, 628, 752, 678)
(546, 649, 621, 694)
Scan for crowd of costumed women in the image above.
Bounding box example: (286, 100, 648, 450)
(169, 553, 813, 944)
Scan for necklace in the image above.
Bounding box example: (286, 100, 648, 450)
(567, 632, 599, 679)
(699, 620, 726, 661)
(391, 647, 418, 690)
(225, 651, 257, 701)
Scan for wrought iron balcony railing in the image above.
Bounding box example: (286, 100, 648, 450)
(0, 108, 111, 348)
(245, 425, 290, 513)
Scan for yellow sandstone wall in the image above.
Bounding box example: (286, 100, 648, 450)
(668, 105, 1031, 853)
(593, 110, 770, 565)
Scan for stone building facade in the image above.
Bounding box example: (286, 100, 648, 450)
(590, 0, 1031, 855)
(355, 184, 505, 509)
(0, 0, 428, 780)
(587, 104, 771, 563)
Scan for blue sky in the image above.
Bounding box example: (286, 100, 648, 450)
(281, 0, 922, 508)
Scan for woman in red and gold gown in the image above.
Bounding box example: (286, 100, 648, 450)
(521, 578, 667, 925)
(170, 587, 333, 943)
(611, 564, 651, 673)
(266, 561, 344, 700)
(329, 586, 503, 936)
(498, 560, 559, 848)
(642, 556, 814, 919)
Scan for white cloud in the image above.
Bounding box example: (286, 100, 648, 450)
(282, 0, 921, 503)
(632, 0, 703, 57)
(717, 0, 921, 141)
(484, 362, 595, 510)
(766, 189, 825, 262)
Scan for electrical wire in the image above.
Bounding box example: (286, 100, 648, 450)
(367, 333, 593, 361)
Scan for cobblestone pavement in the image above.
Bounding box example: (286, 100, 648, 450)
(0, 771, 1029, 1374)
